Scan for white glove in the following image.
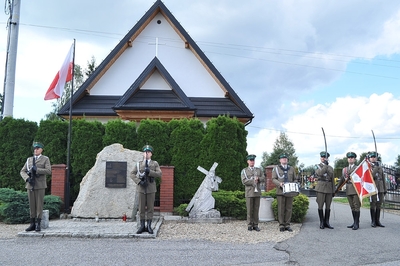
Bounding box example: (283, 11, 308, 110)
(139, 172, 145, 177)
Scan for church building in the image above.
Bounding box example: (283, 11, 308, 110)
(58, 0, 254, 125)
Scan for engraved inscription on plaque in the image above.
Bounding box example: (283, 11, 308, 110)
(105, 161, 127, 188)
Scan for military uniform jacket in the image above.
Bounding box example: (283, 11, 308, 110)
(20, 155, 52, 190)
(314, 163, 335, 193)
(272, 165, 297, 196)
(131, 159, 162, 194)
(241, 167, 265, 198)
(337, 164, 357, 195)
(371, 163, 386, 193)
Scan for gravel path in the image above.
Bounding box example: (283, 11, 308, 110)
(0, 220, 301, 243)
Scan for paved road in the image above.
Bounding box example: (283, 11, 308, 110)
(284, 198, 400, 266)
(0, 198, 398, 266)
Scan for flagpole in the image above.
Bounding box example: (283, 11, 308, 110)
(65, 39, 76, 214)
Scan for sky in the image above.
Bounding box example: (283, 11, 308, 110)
(1, 0, 400, 169)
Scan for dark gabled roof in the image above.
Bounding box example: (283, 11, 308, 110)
(114, 57, 195, 111)
(71, 96, 120, 116)
(58, 0, 254, 123)
(189, 97, 250, 118)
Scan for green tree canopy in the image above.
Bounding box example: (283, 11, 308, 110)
(264, 132, 298, 167)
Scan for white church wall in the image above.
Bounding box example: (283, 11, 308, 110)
(90, 13, 224, 97)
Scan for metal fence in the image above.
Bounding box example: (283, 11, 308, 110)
(382, 165, 400, 210)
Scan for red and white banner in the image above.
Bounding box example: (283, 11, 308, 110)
(350, 158, 377, 203)
(44, 44, 74, 100)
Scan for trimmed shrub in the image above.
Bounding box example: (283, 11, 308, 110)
(265, 188, 309, 223)
(0, 188, 62, 224)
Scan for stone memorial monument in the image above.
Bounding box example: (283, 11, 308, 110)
(71, 143, 143, 219)
(185, 162, 222, 218)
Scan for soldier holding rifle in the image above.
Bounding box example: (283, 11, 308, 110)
(314, 151, 335, 229)
(131, 145, 162, 234)
(368, 152, 386, 227)
(335, 152, 360, 230)
(241, 154, 264, 231)
(20, 142, 52, 232)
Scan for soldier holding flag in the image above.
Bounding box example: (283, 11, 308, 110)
(336, 152, 360, 230)
(368, 152, 386, 227)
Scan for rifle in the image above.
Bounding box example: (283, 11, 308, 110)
(139, 160, 149, 187)
(26, 155, 37, 191)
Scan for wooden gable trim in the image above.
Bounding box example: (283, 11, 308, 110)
(115, 110, 195, 122)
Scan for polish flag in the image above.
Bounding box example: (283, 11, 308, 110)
(44, 44, 74, 100)
(350, 158, 378, 204)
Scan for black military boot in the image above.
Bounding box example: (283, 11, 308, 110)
(35, 218, 41, 232)
(136, 220, 146, 234)
(370, 209, 376, 227)
(25, 218, 36, 232)
(352, 211, 360, 230)
(375, 208, 385, 227)
(347, 211, 355, 228)
(318, 209, 324, 229)
(147, 219, 153, 234)
(324, 209, 334, 229)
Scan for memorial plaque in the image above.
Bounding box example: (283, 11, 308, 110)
(105, 161, 127, 188)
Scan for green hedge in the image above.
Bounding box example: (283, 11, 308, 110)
(0, 116, 248, 207)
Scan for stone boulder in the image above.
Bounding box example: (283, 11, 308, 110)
(71, 143, 143, 219)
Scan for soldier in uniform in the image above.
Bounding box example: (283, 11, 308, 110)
(272, 153, 298, 232)
(336, 152, 360, 230)
(241, 154, 265, 231)
(314, 151, 335, 229)
(368, 152, 386, 227)
(20, 142, 52, 232)
(131, 145, 162, 234)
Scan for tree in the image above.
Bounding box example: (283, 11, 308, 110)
(85, 56, 97, 77)
(0, 93, 3, 119)
(395, 155, 400, 168)
(260, 151, 270, 169)
(264, 132, 298, 167)
(334, 156, 348, 169)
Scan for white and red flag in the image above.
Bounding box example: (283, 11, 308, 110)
(350, 158, 377, 204)
(44, 43, 74, 100)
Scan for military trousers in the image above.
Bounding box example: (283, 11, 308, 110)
(370, 192, 384, 209)
(277, 195, 293, 228)
(347, 194, 361, 211)
(27, 188, 45, 219)
(246, 197, 260, 226)
(138, 192, 155, 220)
(316, 192, 333, 210)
